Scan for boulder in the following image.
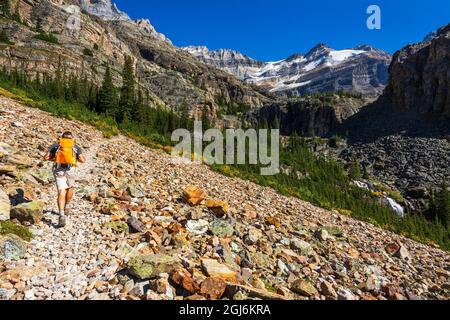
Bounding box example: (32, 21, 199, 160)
(201, 259, 237, 282)
(170, 269, 199, 294)
(290, 239, 312, 255)
(320, 281, 338, 299)
(103, 221, 129, 234)
(7, 153, 32, 168)
(186, 219, 209, 236)
(395, 245, 412, 261)
(0, 188, 10, 221)
(183, 186, 208, 206)
(244, 226, 263, 245)
(205, 199, 229, 217)
(315, 229, 334, 241)
(226, 283, 288, 300)
(127, 254, 181, 280)
(265, 216, 281, 228)
(337, 288, 358, 300)
(127, 185, 146, 198)
(0, 234, 26, 261)
(210, 220, 234, 238)
(406, 186, 429, 199)
(0, 142, 16, 156)
(290, 279, 319, 297)
(30, 169, 54, 185)
(0, 165, 19, 178)
(10, 201, 44, 224)
(127, 217, 146, 233)
(199, 277, 226, 300)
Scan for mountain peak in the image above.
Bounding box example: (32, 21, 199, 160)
(304, 43, 332, 59)
(78, 0, 130, 21)
(135, 18, 172, 44)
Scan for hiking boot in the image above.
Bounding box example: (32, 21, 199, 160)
(58, 215, 67, 228)
(64, 207, 71, 216)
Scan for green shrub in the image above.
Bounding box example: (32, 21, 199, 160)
(83, 48, 93, 57)
(33, 32, 59, 44)
(0, 221, 33, 241)
(0, 29, 14, 45)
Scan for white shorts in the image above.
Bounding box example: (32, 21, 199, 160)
(54, 170, 76, 191)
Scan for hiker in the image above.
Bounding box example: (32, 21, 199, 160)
(44, 131, 86, 227)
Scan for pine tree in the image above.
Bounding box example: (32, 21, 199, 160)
(0, 0, 11, 17)
(0, 29, 12, 44)
(201, 109, 211, 130)
(273, 115, 280, 129)
(428, 188, 438, 221)
(133, 89, 146, 123)
(348, 154, 362, 180)
(118, 56, 136, 123)
(35, 16, 43, 33)
(98, 63, 118, 118)
(362, 166, 370, 180)
(12, 0, 20, 23)
(435, 181, 450, 227)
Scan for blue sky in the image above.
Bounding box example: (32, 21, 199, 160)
(114, 0, 450, 61)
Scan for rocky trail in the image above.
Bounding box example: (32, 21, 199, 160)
(0, 95, 449, 300)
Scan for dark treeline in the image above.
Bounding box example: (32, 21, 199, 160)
(0, 57, 193, 143)
(213, 135, 450, 250)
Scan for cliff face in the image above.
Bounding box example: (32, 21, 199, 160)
(249, 95, 368, 137)
(0, 0, 271, 119)
(381, 23, 450, 118)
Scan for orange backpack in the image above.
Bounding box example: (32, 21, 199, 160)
(55, 138, 77, 166)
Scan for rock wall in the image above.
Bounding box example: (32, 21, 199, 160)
(381, 23, 450, 118)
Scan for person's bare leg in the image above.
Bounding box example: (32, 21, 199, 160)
(65, 188, 74, 215)
(57, 189, 67, 214)
(57, 189, 68, 227)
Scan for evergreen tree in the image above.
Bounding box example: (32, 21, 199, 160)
(435, 181, 450, 227)
(98, 63, 118, 118)
(133, 89, 146, 123)
(12, 0, 20, 23)
(428, 189, 438, 221)
(118, 56, 136, 123)
(362, 166, 370, 180)
(0, 29, 12, 44)
(35, 16, 43, 33)
(348, 154, 362, 180)
(273, 115, 280, 129)
(0, 0, 11, 17)
(201, 110, 211, 130)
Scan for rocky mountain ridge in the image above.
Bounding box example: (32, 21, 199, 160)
(78, 0, 130, 21)
(380, 23, 450, 117)
(0, 0, 271, 121)
(184, 44, 391, 97)
(1, 94, 449, 301)
(333, 23, 450, 200)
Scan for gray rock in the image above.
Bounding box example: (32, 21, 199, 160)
(186, 219, 209, 236)
(0, 234, 27, 261)
(127, 217, 146, 233)
(290, 239, 312, 255)
(244, 226, 263, 245)
(127, 254, 181, 280)
(210, 220, 234, 238)
(10, 201, 44, 224)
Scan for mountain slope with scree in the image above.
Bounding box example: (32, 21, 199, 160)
(0, 95, 449, 300)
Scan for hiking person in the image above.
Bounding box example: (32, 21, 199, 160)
(44, 132, 86, 227)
